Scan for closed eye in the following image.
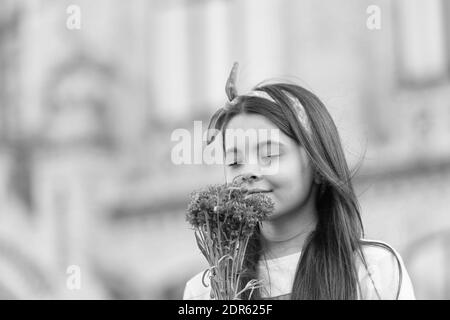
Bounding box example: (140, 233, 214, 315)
(263, 154, 280, 158)
(228, 162, 241, 168)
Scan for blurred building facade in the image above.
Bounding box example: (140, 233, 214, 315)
(0, 0, 449, 299)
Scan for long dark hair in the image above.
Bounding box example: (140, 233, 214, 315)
(207, 82, 403, 300)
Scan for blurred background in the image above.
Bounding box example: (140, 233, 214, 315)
(0, 0, 449, 299)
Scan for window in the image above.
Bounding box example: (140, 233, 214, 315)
(395, 0, 448, 87)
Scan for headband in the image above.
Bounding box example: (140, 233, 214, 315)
(207, 62, 312, 144)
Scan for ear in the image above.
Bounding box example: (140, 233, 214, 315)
(298, 146, 314, 171)
(314, 170, 323, 184)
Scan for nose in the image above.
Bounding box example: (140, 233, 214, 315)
(233, 171, 262, 185)
(243, 172, 262, 183)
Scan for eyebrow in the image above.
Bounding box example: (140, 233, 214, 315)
(224, 140, 284, 154)
(258, 139, 283, 150)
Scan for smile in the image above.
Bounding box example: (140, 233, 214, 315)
(246, 189, 273, 195)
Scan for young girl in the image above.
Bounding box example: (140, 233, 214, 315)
(183, 63, 415, 300)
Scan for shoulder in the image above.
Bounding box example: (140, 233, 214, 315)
(359, 239, 400, 265)
(356, 239, 416, 300)
(183, 269, 212, 300)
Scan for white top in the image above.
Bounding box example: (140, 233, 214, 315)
(183, 239, 416, 300)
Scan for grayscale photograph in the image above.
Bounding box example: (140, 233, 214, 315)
(0, 0, 449, 302)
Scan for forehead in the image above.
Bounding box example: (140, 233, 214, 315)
(223, 113, 292, 150)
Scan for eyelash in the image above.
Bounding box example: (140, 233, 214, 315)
(227, 154, 281, 167)
(228, 162, 241, 168)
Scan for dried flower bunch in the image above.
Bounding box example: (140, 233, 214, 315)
(186, 176, 274, 300)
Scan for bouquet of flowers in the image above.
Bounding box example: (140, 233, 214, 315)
(186, 176, 274, 300)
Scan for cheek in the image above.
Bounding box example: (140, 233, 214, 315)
(268, 153, 314, 200)
(225, 166, 242, 183)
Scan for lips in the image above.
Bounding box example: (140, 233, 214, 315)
(246, 188, 273, 195)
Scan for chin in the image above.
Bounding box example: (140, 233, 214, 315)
(270, 199, 304, 219)
(263, 210, 286, 222)
(265, 202, 284, 220)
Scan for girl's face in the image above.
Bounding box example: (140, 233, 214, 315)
(223, 113, 316, 219)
